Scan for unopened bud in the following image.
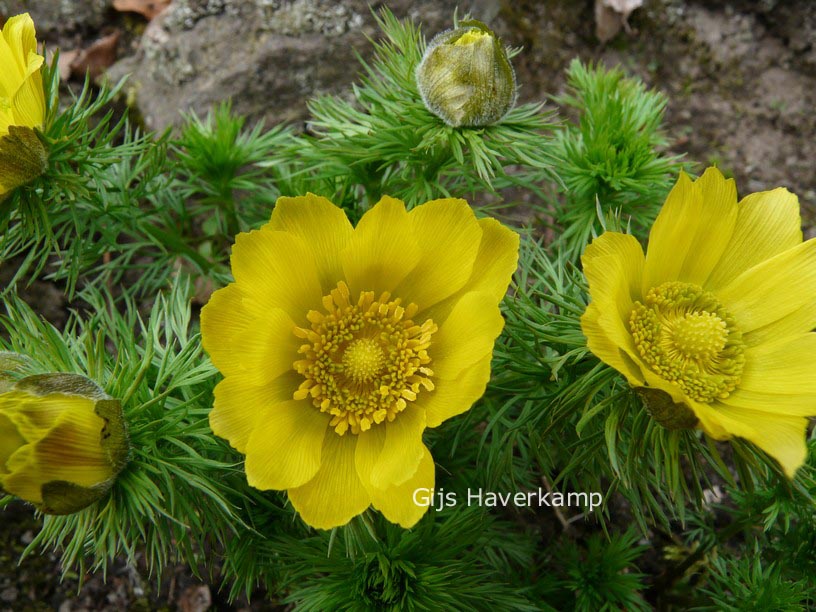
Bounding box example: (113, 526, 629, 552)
(0, 373, 129, 514)
(416, 20, 517, 127)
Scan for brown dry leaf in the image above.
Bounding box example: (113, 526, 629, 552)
(57, 49, 80, 81)
(113, 0, 172, 21)
(595, 0, 644, 43)
(70, 31, 121, 80)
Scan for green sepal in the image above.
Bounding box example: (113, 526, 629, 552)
(0, 125, 48, 197)
(95, 398, 130, 474)
(635, 387, 699, 430)
(13, 372, 109, 400)
(39, 480, 114, 516)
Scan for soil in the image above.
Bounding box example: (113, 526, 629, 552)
(1, 0, 815, 610)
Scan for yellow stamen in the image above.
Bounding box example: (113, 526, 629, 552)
(293, 281, 437, 435)
(629, 281, 745, 402)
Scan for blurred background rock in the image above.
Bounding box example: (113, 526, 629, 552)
(1, 0, 813, 204)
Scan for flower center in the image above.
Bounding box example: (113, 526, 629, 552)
(342, 339, 384, 383)
(629, 281, 745, 403)
(292, 281, 437, 436)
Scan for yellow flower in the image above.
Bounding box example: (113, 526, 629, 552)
(202, 194, 519, 529)
(0, 13, 48, 198)
(0, 373, 129, 514)
(582, 167, 816, 478)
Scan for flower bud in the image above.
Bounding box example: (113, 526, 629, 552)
(416, 20, 517, 128)
(0, 373, 129, 514)
(0, 13, 48, 199)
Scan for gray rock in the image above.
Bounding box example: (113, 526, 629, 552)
(107, 0, 487, 131)
(0, 0, 112, 40)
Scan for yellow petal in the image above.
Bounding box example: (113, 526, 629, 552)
(0, 108, 13, 138)
(3, 14, 38, 63)
(468, 218, 520, 301)
(716, 239, 816, 337)
(288, 432, 370, 529)
(210, 371, 301, 453)
(639, 367, 689, 407)
(200, 284, 253, 376)
(268, 193, 353, 293)
(695, 402, 809, 479)
(676, 168, 738, 286)
(581, 304, 645, 387)
(721, 388, 816, 418)
(3, 395, 112, 503)
(29, 410, 111, 483)
(642, 172, 702, 291)
(358, 431, 434, 528)
(341, 195, 422, 296)
(581, 232, 647, 381)
(395, 198, 482, 309)
(430, 291, 505, 380)
(706, 187, 802, 291)
(230, 307, 299, 387)
(744, 301, 816, 349)
(0, 412, 24, 474)
(231, 228, 323, 322)
(0, 14, 37, 95)
(423, 353, 491, 428)
(244, 399, 329, 490)
(1, 391, 77, 441)
(583, 231, 644, 325)
(420, 217, 519, 325)
(736, 334, 816, 399)
(369, 405, 426, 489)
(1, 446, 39, 501)
(11, 61, 44, 129)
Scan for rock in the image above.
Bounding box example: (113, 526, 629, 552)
(0, 0, 112, 41)
(106, 0, 477, 131)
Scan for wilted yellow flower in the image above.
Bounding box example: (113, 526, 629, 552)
(416, 20, 516, 127)
(0, 13, 48, 198)
(202, 194, 519, 529)
(0, 373, 129, 514)
(582, 167, 816, 477)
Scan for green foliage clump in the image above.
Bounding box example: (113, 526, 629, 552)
(285, 10, 556, 215)
(550, 530, 649, 611)
(551, 59, 684, 255)
(277, 510, 537, 611)
(0, 281, 239, 579)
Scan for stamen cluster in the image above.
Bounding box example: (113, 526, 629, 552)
(293, 281, 437, 435)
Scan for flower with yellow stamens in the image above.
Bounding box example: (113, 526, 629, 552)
(582, 167, 816, 477)
(201, 194, 519, 529)
(0, 13, 48, 198)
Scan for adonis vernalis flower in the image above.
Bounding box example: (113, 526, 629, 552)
(202, 194, 519, 529)
(0, 13, 48, 198)
(0, 373, 129, 514)
(582, 167, 816, 477)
